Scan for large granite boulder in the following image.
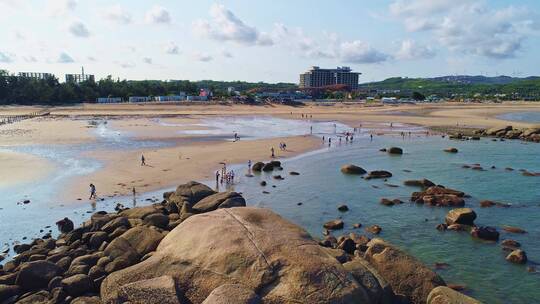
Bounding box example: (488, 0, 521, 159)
(364, 239, 445, 304)
(201, 284, 261, 304)
(192, 192, 246, 213)
(387, 147, 403, 155)
(445, 208, 477, 226)
(427, 286, 481, 304)
(15, 260, 62, 290)
(341, 164, 367, 175)
(167, 181, 216, 207)
(101, 207, 372, 304)
(117, 275, 181, 304)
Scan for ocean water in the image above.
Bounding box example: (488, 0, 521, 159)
(497, 111, 540, 123)
(232, 134, 540, 304)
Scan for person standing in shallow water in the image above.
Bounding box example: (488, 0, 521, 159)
(141, 154, 146, 166)
(89, 183, 96, 200)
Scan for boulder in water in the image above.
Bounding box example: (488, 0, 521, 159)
(506, 249, 527, 264)
(340, 164, 367, 175)
(444, 148, 458, 153)
(502, 225, 527, 234)
(323, 219, 344, 230)
(387, 147, 403, 155)
(56, 217, 74, 233)
(445, 208, 476, 226)
(471, 226, 499, 241)
(365, 170, 392, 180)
(251, 162, 264, 172)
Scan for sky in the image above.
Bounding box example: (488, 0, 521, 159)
(0, 0, 539, 83)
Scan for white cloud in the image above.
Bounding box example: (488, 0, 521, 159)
(193, 4, 272, 46)
(395, 39, 435, 60)
(389, 0, 539, 59)
(340, 41, 389, 64)
(116, 61, 135, 68)
(165, 42, 180, 54)
(193, 52, 213, 62)
(102, 5, 131, 24)
(0, 51, 13, 63)
(57, 52, 74, 63)
(221, 50, 233, 58)
(48, 0, 77, 16)
(142, 57, 153, 64)
(23, 56, 37, 62)
(68, 21, 90, 37)
(145, 6, 171, 24)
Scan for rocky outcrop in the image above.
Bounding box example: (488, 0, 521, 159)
(411, 186, 465, 207)
(477, 125, 540, 143)
(341, 164, 367, 175)
(364, 239, 446, 304)
(445, 208, 476, 226)
(101, 207, 372, 304)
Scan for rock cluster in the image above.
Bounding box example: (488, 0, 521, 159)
(411, 186, 465, 207)
(477, 126, 540, 142)
(0, 181, 483, 304)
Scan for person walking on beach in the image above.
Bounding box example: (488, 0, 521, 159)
(89, 184, 97, 200)
(141, 154, 146, 166)
(322, 136, 325, 143)
(370, 134, 373, 141)
(328, 138, 332, 147)
(271, 147, 275, 158)
(310, 126, 313, 134)
(248, 160, 252, 170)
(215, 170, 220, 184)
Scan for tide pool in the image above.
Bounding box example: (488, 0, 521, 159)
(232, 134, 540, 304)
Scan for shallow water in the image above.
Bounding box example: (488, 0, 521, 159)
(232, 135, 540, 304)
(497, 111, 540, 123)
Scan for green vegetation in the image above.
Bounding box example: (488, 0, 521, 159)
(0, 70, 296, 105)
(360, 76, 540, 100)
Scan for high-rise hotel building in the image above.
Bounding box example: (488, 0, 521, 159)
(299, 66, 360, 90)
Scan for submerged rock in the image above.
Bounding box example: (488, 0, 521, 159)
(502, 225, 527, 234)
(365, 170, 392, 180)
(444, 148, 458, 153)
(471, 226, 499, 241)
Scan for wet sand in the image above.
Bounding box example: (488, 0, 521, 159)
(0, 150, 54, 187)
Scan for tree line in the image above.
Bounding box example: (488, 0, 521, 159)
(0, 70, 296, 105)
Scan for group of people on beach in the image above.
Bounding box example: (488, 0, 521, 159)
(216, 163, 235, 185)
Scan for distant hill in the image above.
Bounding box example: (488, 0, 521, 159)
(359, 75, 540, 100)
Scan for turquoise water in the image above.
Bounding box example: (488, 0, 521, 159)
(232, 135, 540, 304)
(497, 111, 540, 123)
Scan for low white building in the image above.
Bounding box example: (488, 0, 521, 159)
(97, 97, 122, 103)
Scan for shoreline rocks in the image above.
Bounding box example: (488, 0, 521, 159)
(340, 164, 367, 175)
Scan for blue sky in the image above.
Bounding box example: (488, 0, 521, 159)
(0, 0, 539, 83)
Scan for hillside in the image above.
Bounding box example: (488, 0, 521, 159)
(360, 75, 540, 100)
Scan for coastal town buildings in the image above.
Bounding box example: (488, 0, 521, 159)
(299, 66, 360, 90)
(17, 72, 54, 80)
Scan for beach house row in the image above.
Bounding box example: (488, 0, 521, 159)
(96, 89, 212, 103)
